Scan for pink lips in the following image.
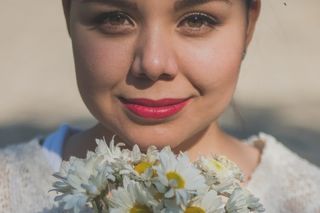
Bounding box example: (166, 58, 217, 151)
(120, 98, 190, 119)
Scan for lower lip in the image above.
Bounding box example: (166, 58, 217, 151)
(121, 99, 190, 120)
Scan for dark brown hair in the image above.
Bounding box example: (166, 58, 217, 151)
(246, 0, 254, 8)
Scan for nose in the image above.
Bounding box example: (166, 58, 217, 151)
(130, 26, 178, 81)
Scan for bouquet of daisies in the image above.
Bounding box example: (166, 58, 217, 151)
(52, 137, 265, 213)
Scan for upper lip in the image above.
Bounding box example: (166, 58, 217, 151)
(119, 97, 190, 107)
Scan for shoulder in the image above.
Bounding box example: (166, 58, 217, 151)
(247, 133, 320, 212)
(0, 139, 57, 212)
(0, 138, 47, 173)
(0, 139, 41, 175)
(0, 138, 42, 159)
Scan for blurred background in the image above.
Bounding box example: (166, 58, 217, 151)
(0, 0, 319, 165)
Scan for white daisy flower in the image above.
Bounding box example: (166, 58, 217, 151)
(108, 178, 158, 212)
(52, 150, 115, 212)
(196, 155, 243, 182)
(102, 144, 157, 187)
(56, 193, 88, 213)
(154, 147, 207, 206)
(129, 145, 159, 185)
(52, 137, 265, 213)
(225, 187, 264, 213)
(95, 137, 135, 179)
(131, 145, 159, 173)
(195, 155, 244, 195)
(184, 190, 224, 213)
(95, 136, 125, 163)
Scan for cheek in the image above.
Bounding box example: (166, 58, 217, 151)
(178, 27, 246, 97)
(72, 26, 134, 94)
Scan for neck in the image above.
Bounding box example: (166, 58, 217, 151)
(63, 123, 115, 160)
(64, 122, 239, 161)
(172, 122, 239, 161)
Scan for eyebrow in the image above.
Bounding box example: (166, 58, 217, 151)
(174, 0, 232, 10)
(80, 0, 138, 10)
(79, 0, 230, 10)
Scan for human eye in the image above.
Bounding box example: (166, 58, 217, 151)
(93, 11, 136, 35)
(177, 12, 220, 36)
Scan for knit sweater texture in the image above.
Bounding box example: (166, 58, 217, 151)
(1, 133, 320, 212)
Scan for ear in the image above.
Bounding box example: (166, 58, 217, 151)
(245, 0, 261, 47)
(62, 0, 72, 36)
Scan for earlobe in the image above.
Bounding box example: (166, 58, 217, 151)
(62, 0, 72, 36)
(245, 0, 261, 47)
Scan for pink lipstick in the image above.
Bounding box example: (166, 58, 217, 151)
(120, 98, 190, 120)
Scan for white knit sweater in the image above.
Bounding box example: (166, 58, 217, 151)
(1, 133, 320, 213)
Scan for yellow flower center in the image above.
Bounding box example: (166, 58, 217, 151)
(185, 206, 206, 213)
(210, 159, 224, 172)
(166, 171, 185, 188)
(134, 161, 152, 174)
(130, 204, 152, 213)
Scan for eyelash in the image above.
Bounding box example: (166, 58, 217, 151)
(93, 11, 135, 34)
(179, 12, 220, 28)
(92, 11, 220, 35)
(178, 12, 220, 35)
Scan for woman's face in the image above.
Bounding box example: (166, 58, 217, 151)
(64, 0, 259, 150)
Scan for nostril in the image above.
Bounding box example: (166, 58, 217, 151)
(135, 72, 147, 78)
(159, 73, 175, 81)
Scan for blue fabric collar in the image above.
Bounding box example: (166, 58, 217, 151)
(42, 124, 81, 157)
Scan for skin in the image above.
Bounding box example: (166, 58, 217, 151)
(62, 0, 261, 182)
